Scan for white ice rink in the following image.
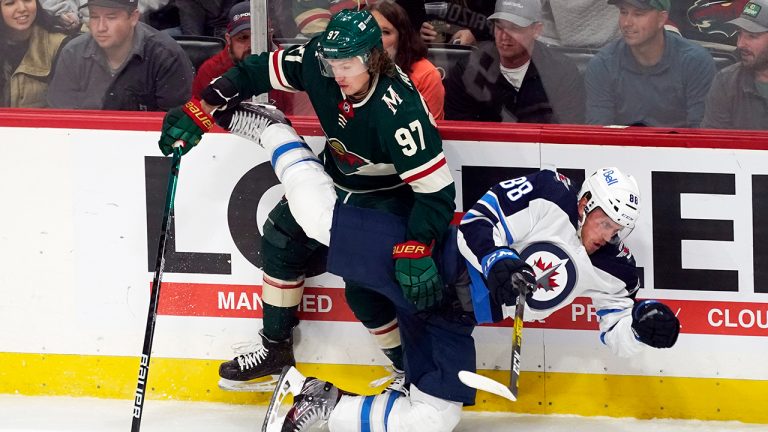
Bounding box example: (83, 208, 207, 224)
(1, 395, 766, 432)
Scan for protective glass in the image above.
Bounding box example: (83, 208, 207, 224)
(318, 55, 369, 78)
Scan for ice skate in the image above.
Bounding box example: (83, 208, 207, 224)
(214, 101, 290, 146)
(262, 366, 341, 432)
(218, 331, 295, 392)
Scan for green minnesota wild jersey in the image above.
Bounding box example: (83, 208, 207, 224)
(221, 38, 456, 244)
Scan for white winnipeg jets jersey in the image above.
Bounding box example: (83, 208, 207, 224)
(457, 169, 646, 357)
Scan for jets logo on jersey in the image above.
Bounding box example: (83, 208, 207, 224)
(520, 242, 577, 311)
(382, 85, 403, 115)
(328, 138, 372, 174)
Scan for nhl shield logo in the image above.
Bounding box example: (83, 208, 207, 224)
(520, 242, 578, 311)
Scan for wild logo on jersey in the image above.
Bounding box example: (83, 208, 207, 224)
(520, 242, 578, 311)
(328, 138, 372, 174)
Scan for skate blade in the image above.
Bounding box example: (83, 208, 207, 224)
(218, 375, 279, 392)
(261, 366, 307, 432)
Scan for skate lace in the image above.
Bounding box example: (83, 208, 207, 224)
(385, 373, 408, 396)
(369, 368, 409, 396)
(230, 341, 261, 355)
(227, 109, 273, 144)
(235, 344, 270, 371)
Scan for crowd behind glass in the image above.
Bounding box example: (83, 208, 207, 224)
(1, 0, 765, 131)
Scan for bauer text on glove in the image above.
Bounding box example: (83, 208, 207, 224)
(393, 241, 443, 311)
(158, 99, 214, 156)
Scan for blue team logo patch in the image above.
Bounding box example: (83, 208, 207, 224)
(520, 242, 577, 311)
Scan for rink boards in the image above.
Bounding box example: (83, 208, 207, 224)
(1, 110, 767, 423)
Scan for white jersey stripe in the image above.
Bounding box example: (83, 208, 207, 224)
(268, 50, 298, 93)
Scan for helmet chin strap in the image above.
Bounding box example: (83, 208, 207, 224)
(577, 208, 588, 241)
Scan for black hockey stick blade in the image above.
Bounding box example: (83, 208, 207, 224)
(131, 147, 182, 432)
(508, 289, 526, 399)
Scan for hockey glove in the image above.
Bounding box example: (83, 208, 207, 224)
(631, 300, 680, 349)
(200, 75, 242, 111)
(482, 248, 537, 307)
(393, 241, 443, 311)
(158, 99, 215, 156)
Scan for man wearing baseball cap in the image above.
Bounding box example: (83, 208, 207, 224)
(585, 0, 716, 127)
(702, 0, 768, 129)
(444, 0, 585, 124)
(48, 0, 193, 110)
(192, 1, 252, 98)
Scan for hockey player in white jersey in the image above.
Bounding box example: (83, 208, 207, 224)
(213, 102, 679, 431)
(457, 167, 680, 356)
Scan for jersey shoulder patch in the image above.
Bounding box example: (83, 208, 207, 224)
(529, 170, 579, 227)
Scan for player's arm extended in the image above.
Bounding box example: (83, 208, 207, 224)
(200, 40, 314, 115)
(590, 246, 679, 357)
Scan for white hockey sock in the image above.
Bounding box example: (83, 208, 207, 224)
(260, 124, 336, 245)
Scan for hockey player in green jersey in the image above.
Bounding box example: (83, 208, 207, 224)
(157, 9, 456, 393)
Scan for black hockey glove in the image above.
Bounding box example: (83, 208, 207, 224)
(631, 300, 680, 349)
(482, 248, 537, 307)
(200, 75, 243, 111)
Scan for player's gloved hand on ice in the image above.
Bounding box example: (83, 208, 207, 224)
(631, 300, 680, 348)
(393, 241, 443, 311)
(158, 99, 214, 156)
(482, 248, 537, 307)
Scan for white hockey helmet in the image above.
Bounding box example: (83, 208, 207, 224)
(578, 167, 641, 240)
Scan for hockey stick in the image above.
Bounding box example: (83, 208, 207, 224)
(131, 147, 182, 432)
(458, 278, 529, 402)
(508, 287, 526, 399)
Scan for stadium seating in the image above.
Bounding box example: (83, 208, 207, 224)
(172, 35, 226, 71)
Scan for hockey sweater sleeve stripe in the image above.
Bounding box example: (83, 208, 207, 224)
(269, 49, 299, 93)
(400, 153, 453, 194)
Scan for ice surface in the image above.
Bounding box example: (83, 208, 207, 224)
(0, 395, 766, 432)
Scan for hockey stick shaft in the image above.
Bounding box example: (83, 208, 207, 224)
(508, 289, 526, 399)
(131, 148, 182, 432)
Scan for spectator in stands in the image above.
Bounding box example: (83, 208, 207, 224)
(585, 0, 716, 127)
(702, 0, 768, 130)
(419, 0, 494, 45)
(41, 0, 170, 32)
(444, 0, 585, 124)
(191, 1, 249, 98)
(539, 0, 621, 48)
(0, 0, 71, 107)
(40, 0, 82, 32)
(368, 0, 445, 119)
(47, 0, 193, 111)
(173, 0, 237, 38)
(292, 0, 371, 37)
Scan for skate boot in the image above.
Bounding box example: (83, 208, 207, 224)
(218, 330, 295, 392)
(213, 101, 290, 147)
(262, 366, 342, 432)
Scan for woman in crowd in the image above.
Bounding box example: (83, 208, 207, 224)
(368, 0, 445, 119)
(0, 0, 70, 107)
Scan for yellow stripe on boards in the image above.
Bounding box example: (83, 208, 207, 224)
(1, 352, 766, 424)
